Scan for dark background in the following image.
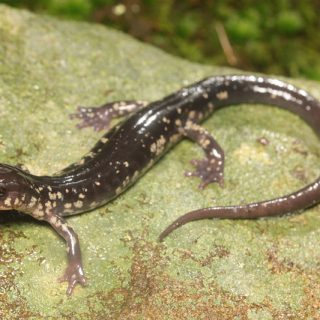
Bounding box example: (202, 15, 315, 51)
(1, 0, 320, 80)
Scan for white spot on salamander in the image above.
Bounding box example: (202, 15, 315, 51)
(100, 137, 109, 143)
(115, 187, 122, 195)
(45, 201, 52, 208)
(188, 111, 196, 119)
(162, 117, 170, 124)
(150, 135, 167, 155)
(89, 201, 97, 208)
(4, 198, 11, 206)
(49, 192, 57, 200)
(216, 91, 228, 100)
(29, 197, 37, 208)
(73, 200, 83, 208)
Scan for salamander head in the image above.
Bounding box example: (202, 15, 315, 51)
(0, 164, 39, 212)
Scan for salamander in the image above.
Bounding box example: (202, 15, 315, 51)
(0, 75, 319, 295)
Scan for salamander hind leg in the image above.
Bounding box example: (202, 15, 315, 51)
(44, 213, 87, 296)
(70, 100, 148, 131)
(182, 121, 225, 189)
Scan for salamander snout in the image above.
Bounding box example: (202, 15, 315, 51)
(0, 164, 39, 212)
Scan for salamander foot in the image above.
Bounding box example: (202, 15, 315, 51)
(58, 261, 87, 296)
(185, 158, 224, 189)
(69, 105, 113, 131)
(70, 100, 148, 132)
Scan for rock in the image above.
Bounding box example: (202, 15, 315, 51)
(0, 4, 319, 319)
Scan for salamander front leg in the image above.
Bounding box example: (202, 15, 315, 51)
(70, 100, 148, 131)
(182, 121, 225, 189)
(44, 213, 86, 296)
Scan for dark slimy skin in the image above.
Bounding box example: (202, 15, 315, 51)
(0, 75, 319, 295)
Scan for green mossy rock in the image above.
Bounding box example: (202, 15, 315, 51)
(0, 4, 320, 319)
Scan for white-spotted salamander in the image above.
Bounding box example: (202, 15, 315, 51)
(0, 75, 319, 295)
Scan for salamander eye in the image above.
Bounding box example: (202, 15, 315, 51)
(0, 187, 6, 197)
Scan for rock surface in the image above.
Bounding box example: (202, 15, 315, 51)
(0, 4, 320, 319)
